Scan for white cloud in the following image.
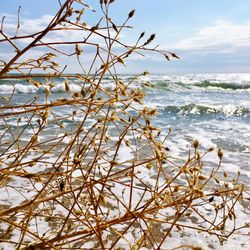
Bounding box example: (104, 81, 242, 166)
(0, 13, 121, 60)
(0, 13, 54, 35)
(0, 13, 120, 46)
(171, 20, 250, 53)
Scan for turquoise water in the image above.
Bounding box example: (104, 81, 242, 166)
(0, 73, 249, 181)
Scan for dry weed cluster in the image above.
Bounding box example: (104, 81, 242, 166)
(0, 1, 249, 249)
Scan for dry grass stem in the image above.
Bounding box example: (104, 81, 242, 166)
(0, 1, 249, 249)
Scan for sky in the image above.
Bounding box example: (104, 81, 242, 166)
(1, 0, 250, 74)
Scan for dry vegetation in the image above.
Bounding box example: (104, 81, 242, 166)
(0, 0, 249, 249)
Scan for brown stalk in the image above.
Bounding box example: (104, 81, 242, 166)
(0, 1, 248, 249)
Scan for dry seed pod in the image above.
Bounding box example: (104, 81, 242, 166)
(64, 80, 70, 92)
(139, 31, 145, 39)
(128, 9, 135, 19)
(164, 54, 170, 61)
(73, 92, 80, 98)
(143, 34, 156, 46)
(198, 175, 207, 180)
(171, 53, 180, 59)
(75, 44, 83, 56)
(208, 196, 214, 202)
(192, 247, 203, 250)
(208, 146, 214, 152)
(90, 25, 99, 31)
(218, 148, 223, 159)
(117, 57, 126, 65)
(192, 139, 199, 149)
(59, 180, 65, 191)
(81, 88, 86, 97)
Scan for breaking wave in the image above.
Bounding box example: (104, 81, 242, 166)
(1, 74, 250, 94)
(162, 103, 250, 117)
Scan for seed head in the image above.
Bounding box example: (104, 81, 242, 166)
(128, 9, 135, 19)
(192, 139, 199, 149)
(218, 148, 223, 159)
(208, 147, 214, 152)
(139, 32, 145, 39)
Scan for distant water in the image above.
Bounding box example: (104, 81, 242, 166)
(1, 73, 249, 181)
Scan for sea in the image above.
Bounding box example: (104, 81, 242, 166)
(0, 73, 249, 249)
(1, 73, 249, 181)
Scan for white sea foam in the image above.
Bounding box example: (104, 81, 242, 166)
(1, 73, 249, 249)
(1, 73, 250, 94)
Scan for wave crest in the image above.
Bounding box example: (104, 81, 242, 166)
(163, 103, 250, 117)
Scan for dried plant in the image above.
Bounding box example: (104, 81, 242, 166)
(0, 1, 249, 249)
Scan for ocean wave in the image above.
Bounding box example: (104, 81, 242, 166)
(1, 75, 250, 94)
(0, 82, 83, 94)
(162, 103, 250, 117)
(193, 80, 250, 90)
(0, 83, 38, 94)
(148, 80, 250, 92)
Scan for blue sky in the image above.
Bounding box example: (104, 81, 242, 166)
(1, 0, 250, 73)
